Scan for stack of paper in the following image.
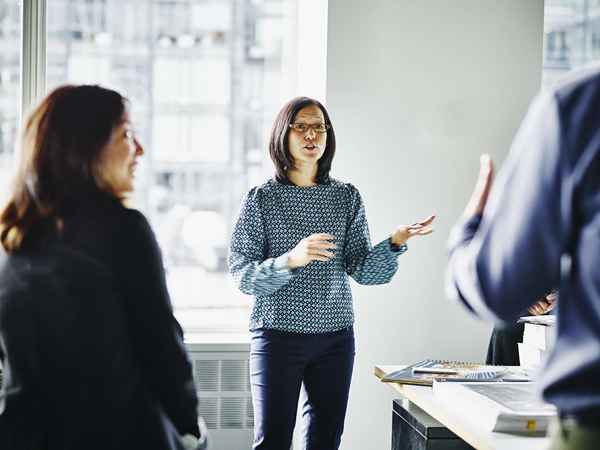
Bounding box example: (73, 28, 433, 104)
(517, 315, 556, 370)
(381, 359, 530, 385)
(433, 381, 556, 433)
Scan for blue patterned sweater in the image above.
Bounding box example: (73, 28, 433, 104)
(228, 178, 406, 333)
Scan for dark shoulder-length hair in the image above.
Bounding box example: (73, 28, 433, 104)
(0, 84, 126, 253)
(268, 96, 336, 184)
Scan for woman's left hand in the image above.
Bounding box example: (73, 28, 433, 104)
(391, 215, 436, 246)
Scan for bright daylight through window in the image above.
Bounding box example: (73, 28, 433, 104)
(0, 1, 20, 201)
(543, 0, 600, 83)
(43, 0, 326, 337)
(1, 0, 599, 336)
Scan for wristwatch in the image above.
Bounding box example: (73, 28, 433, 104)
(389, 239, 408, 254)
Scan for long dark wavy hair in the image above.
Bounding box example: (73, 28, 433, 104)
(0, 85, 126, 253)
(268, 96, 336, 184)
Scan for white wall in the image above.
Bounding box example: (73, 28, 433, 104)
(325, 1, 544, 449)
(281, 0, 328, 103)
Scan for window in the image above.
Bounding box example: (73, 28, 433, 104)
(0, 0, 20, 202)
(45, 0, 328, 337)
(543, 0, 600, 84)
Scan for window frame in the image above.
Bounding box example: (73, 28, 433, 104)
(21, 0, 47, 116)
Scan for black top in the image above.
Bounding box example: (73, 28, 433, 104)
(0, 192, 198, 450)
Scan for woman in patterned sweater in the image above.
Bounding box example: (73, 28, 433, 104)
(229, 97, 435, 450)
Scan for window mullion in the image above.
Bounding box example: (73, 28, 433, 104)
(21, 0, 47, 119)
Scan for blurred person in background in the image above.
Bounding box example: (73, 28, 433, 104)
(0, 85, 205, 450)
(486, 290, 557, 366)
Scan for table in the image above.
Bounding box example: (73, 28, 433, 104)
(375, 365, 551, 450)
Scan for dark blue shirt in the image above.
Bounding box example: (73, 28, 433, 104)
(446, 66, 600, 416)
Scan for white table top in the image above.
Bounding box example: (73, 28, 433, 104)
(375, 365, 552, 450)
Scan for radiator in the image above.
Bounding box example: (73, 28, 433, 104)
(186, 340, 253, 450)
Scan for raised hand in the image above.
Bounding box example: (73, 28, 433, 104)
(391, 215, 436, 246)
(287, 233, 337, 269)
(463, 154, 494, 219)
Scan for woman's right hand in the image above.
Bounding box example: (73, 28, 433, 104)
(287, 233, 336, 269)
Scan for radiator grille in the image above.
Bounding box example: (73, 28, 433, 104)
(246, 396, 254, 429)
(221, 359, 248, 391)
(198, 397, 219, 429)
(191, 352, 253, 431)
(221, 397, 245, 429)
(194, 359, 219, 392)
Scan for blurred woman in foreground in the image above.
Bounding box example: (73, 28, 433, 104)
(0, 85, 204, 450)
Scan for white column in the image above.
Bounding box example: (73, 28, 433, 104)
(295, 0, 328, 102)
(326, 1, 544, 449)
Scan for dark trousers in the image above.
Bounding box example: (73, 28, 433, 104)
(485, 322, 524, 366)
(249, 327, 355, 450)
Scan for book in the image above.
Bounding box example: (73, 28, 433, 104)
(381, 359, 531, 386)
(518, 342, 546, 370)
(433, 381, 557, 433)
(518, 315, 556, 327)
(522, 322, 555, 351)
(516, 315, 555, 370)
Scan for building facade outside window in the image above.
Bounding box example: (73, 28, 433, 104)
(543, 0, 600, 84)
(2, 0, 598, 336)
(0, 0, 20, 202)
(44, 0, 323, 337)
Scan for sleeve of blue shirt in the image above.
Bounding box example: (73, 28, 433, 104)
(446, 90, 564, 323)
(344, 184, 403, 285)
(228, 187, 297, 296)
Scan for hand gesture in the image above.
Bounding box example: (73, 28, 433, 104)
(463, 154, 494, 219)
(391, 215, 436, 246)
(287, 233, 336, 269)
(527, 291, 557, 316)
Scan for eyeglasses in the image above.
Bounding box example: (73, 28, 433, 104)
(289, 122, 330, 134)
(124, 129, 136, 142)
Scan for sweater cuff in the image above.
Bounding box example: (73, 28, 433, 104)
(273, 253, 290, 271)
(273, 252, 301, 275)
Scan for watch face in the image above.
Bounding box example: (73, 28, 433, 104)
(389, 240, 407, 253)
